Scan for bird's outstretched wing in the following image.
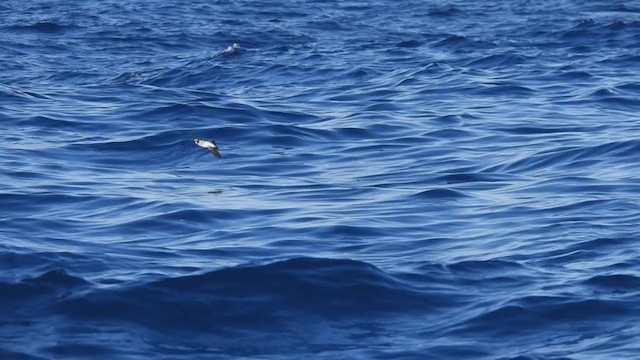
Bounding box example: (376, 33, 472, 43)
(209, 147, 222, 158)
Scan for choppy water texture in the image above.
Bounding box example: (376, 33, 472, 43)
(2, 0, 640, 359)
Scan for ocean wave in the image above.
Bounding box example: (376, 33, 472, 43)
(484, 138, 640, 175)
(583, 274, 640, 292)
(5, 21, 75, 33)
(455, 296, 634, 336)
(48, 258, 445, 332)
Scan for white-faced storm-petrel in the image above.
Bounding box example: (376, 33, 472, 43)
(194, 138, 222, 158)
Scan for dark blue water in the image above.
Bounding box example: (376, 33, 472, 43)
(2, 0, 640, 358)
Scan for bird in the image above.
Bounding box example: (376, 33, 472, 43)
(194, 138, 222, 158)
(224, 43, 240, 54)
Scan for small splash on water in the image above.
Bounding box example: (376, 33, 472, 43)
(223, 43, 241, 55)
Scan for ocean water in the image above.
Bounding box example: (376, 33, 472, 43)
(2, 0, 640, 358)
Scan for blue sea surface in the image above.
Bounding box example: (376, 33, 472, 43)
(2, 0, 640, 359)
